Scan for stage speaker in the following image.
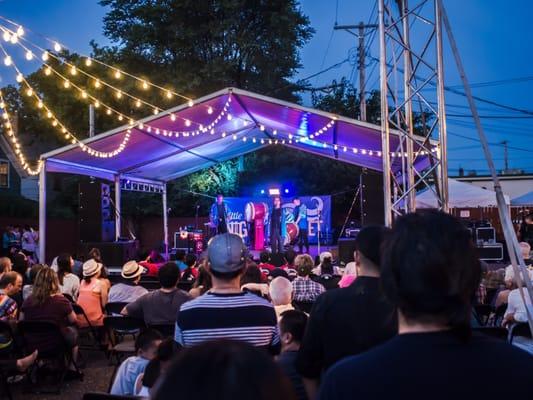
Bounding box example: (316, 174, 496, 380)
(79, 241, 138, 267)
(79, 181, 116, 243)
(338, 238, 357, 265)
(361, 170, 384, 225)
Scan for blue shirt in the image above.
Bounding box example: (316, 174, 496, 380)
(175, 261, 187, 272)
(110, 356, 149, 395)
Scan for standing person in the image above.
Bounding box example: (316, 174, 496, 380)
(174, 233, 280, 354)
(1, 226, 15, 257)
(270, 196, 285, 254)
(297, 226, 395, 399)
(210, 194, 231, 235)
(319, 211, 533, 400)
(21, 226, 37, 261)
(293, 198, 309, 254)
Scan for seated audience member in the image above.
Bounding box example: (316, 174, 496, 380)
(0, 350, 38, 376)
(338, 252, 358, 288)
(57, 253, 80, 301)
(110, 329, 163, 395)
(312, 252, 334, 276)
(282, 249, 297, 270)
(503, 280, 533, 326)
(495, 242, 533, 307)
(270, 277, 295, 320)
(0, 257, 12, 278)
(122, 262, 189, 326)
(153, 340, 295, 400)
(22, 264, 45, 300)
(291, 255, 325, 303)
(297, 226, 395, 398)
(241, 264, 269, 297)
(0, 272, 22, 320)
(20, 268, 80, 374)
(141, 250, 165, 276)
(108, 261, 148, 303)
(12, 253, 29, 284)
(278, 310, 309, 400)
(175, 234, 280, 354)
(258, 250, 276, 273)
(188, 265, 212, 298)
(77, 259, 108, 327)
(174, 250, 187, 272)
(181, 254, 198, 282)
(134, 338, 179, 396)
(270, 267, 290, 280)
(319, 211, 533, 400)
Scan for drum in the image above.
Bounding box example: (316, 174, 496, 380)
(245, 202, 269, 222)
(285, 222, 299, 245)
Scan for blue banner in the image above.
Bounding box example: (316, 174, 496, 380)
(221, 196, 331, 245)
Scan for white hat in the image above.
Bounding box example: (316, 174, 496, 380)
(121, 260, 145, 279)
(82, 259, 102, 277)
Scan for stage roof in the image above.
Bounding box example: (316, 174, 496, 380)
(40, 87, 430, 184)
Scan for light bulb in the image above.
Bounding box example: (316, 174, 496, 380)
(188, 99, 194, 107)
(2, 31, 10, 42)
(170, 114, 176, 122)
(81, 91, 88, 99)
(16, 26, 24, 37)
(135, 100, 141, 108)
(142, 81, 148, 90)
(52, 120, 58, 127)
(166, 90, 172, 99)
(54, 42, 61, 52)
(153, 108, 159, 115)
(118, 115, 123, 121)
(37, 101, 43, 108)
(185, 119, 191, 127)
(106, 109, 112, 115)
(94, 79, 101, 88)
(46, 111, 52, 118)
(16, 73, 23, 83)
(44, 67, 51, 76)
(9, 34, 18, 44)
(25, 51, 33, 61)
(115, 90, 122, 99)
(42, 52, 49, 61)
(0, 102, 4, 108)
(3, 56, 12, 66)
(85, 58, 92, 67)
(207, 106, 213, 114)
(26, 88, 33, 97)
(114, 70, 121, 79)
(94, 101, 100, 108)
(63, 80, 70, 89)
(70, 66, 77, 75)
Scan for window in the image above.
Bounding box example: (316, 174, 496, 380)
(0, 160, 9, 188)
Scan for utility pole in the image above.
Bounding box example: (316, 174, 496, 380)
(500, 140, 509, 172)
(334, 21, 378, 122)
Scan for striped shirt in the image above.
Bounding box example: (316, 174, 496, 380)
(175, 291, 280, 354)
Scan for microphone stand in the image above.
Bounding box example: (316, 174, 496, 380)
(317, 209, 321, 255)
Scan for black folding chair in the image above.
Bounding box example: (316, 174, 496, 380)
(105, 302, 129, 316)
(509, 322, 532, 344)
(71, 303, 104, 351)
(18, 320, 82, 394)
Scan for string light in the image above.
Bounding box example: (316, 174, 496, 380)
(25, 50, 33, 60)
(3, 55, 11, 65)
(16, 73, 23, 83)
(44, 66, 51, 75)
(16, 26, 24, 37)
(41, 51, 49, 61)
(84, 58, 92, 67)
(2, 31, 9, 42)
(114, 70, 121, 79)
(53, 41, 61, 52)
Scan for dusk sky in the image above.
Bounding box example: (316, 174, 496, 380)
(0, 0, 531, 174)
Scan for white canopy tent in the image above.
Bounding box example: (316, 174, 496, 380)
(414, 179, 510, 208)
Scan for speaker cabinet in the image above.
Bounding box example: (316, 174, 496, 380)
(79, 181, 115, 243)
(338, 238, 357, 265)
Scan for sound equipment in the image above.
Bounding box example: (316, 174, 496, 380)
(244, 202, 269, 251)
(476, 243, 503, 261)
(79, 181, 115, 243)
(338, 238, 357, 264)
(476, 227, 496, 244)
(78, 241, 138, 267)
(173, 230, 204, 254)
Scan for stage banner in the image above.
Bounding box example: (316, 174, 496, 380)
(222, 196, 331, 245)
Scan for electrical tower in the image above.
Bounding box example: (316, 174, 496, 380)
(378, 0, 448, 226)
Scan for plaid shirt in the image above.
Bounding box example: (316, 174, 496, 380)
(292, 277, 325, 302)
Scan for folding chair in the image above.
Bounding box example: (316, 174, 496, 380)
(105, 302, 129, 316)
(509, 322, 532, 344)
(18, 320, 82, 394)
(72, 303, 103, 351)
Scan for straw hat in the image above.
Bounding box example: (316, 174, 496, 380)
(121, 260, 145, 279)
(82, 259, 102, 277)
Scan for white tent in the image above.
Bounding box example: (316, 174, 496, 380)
(414, 179, 510, 208)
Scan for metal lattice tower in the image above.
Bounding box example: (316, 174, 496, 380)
(378, 0, 448, 226)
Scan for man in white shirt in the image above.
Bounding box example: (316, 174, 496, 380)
(503, 285, 533, 325)
(108, 261, 148, 303)
(504, 242, 532, 287)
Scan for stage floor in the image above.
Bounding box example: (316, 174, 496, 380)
(249, 244, 338, 260)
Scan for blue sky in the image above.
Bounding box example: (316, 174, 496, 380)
(1, 0, 531, 174)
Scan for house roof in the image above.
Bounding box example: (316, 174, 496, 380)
(40, 87, 431, 183)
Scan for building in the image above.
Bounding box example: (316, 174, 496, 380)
(454, 173, 533, 200)
(0, 134, 38, 201)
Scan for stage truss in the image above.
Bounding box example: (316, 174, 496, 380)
(378, 0, 448, 226)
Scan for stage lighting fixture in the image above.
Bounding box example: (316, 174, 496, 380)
(284, 188, 289, 194)
(268, 188, 280, 196)
(260, 189, 265, 195)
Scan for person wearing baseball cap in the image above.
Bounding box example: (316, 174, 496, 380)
(174, 233, 280, 354)
(108, 261, 148, 304)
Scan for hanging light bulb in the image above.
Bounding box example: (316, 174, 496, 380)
(85, 58, 92, 67)
(81, 91, 88, 99)
(114, 70, 121, 79)
(115, 90, 122, 99)
(165, 90, 172, 99)
(46, 111, 53, 119)
(141, 81, 148, 90)
(94, 100, 100, 108)
(16, 73, 23, 83)
(106, 108, 112, 115)
(170, 114, 176, 122)
(70, 66, 77, 75)
(42, 51, 49, 61)
(37, 101, 43, 108)
(2, 31, 10, 42)
(3, 56, 12, 66)
(153, 108, 159, 115)
(9, 34, 18, 44)
(185, 119, 191, 127)
(207, 106, 213, 115)
(94, 79, 101, 88)
(188, 99, 194, 107)
(53, 42, 61, 52)
(118, 115, 123, 121)
(16, 26, 24, 37)
(26, 88, 33, 97)
(135, 100, 141, 108)
(44, 67, 52, 76)
(25, 50, 33, 61)
(63, 80, 70, 89)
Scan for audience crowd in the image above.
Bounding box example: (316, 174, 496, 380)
(0, 210, 532, 399)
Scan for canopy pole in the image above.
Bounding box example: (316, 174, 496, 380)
(114, 175, 121, 241)
(162, 184, 169, 259)
(38, 160, 47, 263)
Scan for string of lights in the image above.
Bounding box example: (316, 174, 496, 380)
(0, 90, 42, 175)
(0, 42, 132, 158)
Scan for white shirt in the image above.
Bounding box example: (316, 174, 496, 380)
(108, 283, 148, 303)
(504, 264, 533, 284)
(21, 231, 36, 253)
(60, 273, 80, 301)
(505, 288, 533, 323)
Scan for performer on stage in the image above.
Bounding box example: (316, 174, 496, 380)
(210, 194, 231, 234)
(293, 197, 309, 254)
(270, 196, 285, 254)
